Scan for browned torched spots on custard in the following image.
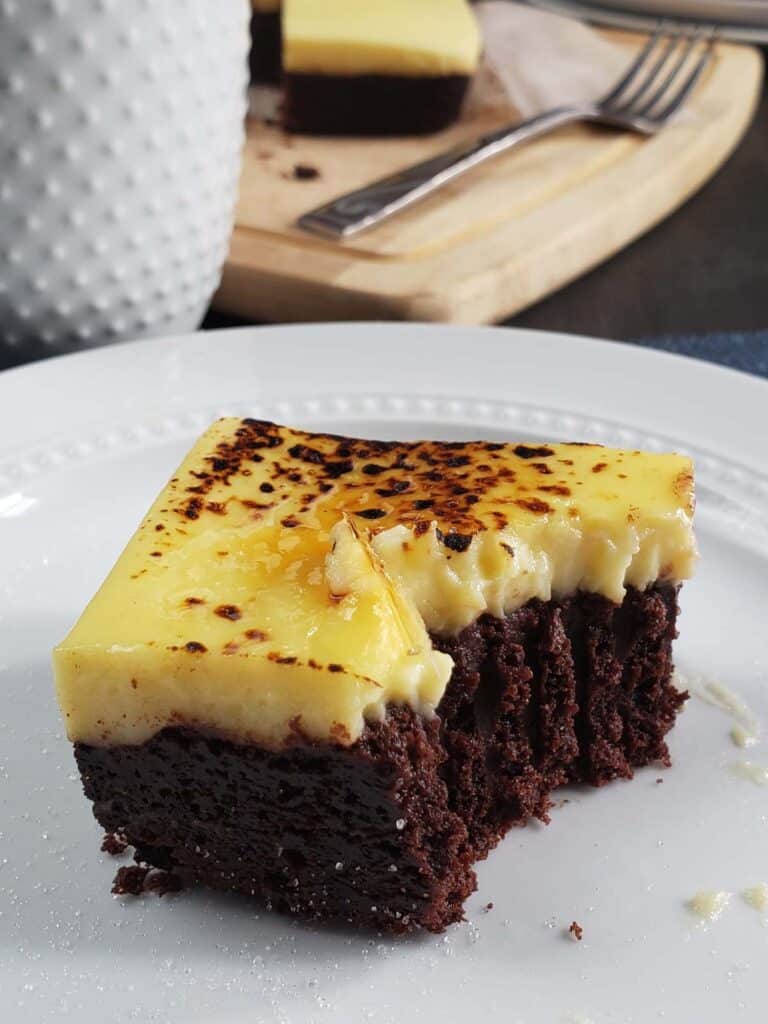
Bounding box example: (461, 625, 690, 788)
(245, 629, 268, 642)
(269, 653, 298, 665)
(539, 484, 571, 497)
(514, 498, 552, 515)
(53, 418, 696, 748)
(115, 415, 693, 641)
(160, 419, 623, 543)
(215, 604, 242, 622)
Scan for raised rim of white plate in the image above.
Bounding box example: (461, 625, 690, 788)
(1, 324, 765, 473)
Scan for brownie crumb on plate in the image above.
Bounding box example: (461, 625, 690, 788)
(112, 865, 151, 896)
(101, 831, 128, 856)
(112, 863, 183, 898)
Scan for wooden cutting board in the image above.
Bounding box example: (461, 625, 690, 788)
(215, 32, 763, 325)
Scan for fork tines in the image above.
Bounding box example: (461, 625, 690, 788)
(601, 22, 717, 127)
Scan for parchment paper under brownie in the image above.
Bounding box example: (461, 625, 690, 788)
(54, 419, 696, 933)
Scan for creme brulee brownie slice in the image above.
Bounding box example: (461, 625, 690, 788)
(54, 419, 696, 932)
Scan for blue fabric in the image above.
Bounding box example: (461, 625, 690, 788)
(628, 331, 768, 380)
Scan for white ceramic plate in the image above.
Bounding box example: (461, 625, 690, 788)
(531, 0, 768, 40)
(1, 324, 767, 1024)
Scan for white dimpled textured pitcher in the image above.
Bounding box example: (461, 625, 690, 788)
(0, 0, 249, 353)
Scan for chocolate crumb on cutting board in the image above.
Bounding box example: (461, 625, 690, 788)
(292, 163, 320, 180)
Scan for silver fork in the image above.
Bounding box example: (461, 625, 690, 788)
(298, 23, 716, 240)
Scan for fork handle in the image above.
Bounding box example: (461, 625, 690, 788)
(297, 106, 582, 239)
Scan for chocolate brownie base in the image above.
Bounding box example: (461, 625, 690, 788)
(74, 585, 685, 934)
(283, 73, 470, 135)
(250, 11, 282, 84)
(81, 708, 473, 933)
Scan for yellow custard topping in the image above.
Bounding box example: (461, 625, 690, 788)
(283, 0, 482, 78)
(54, 419, 696, 749)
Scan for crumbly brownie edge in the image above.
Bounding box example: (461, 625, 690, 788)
(76, 706, 475, 935)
